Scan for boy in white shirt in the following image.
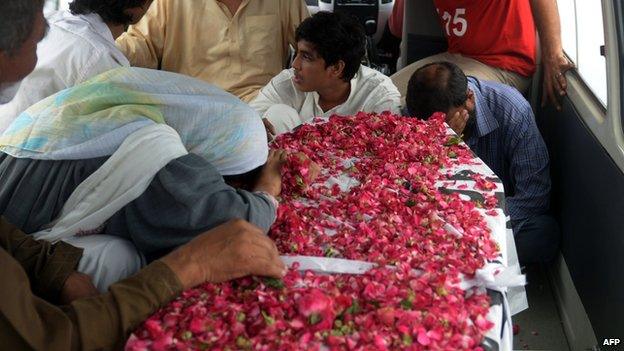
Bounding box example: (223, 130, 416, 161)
(0, 0, 152, 133)
(251, 11, 401, 139)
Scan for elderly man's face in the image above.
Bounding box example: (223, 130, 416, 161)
(0, 8, 47, 84)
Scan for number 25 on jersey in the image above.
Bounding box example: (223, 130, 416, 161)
(438, 8, 468, 37)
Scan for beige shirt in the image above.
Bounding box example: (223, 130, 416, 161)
(116, 0, 309, 102)
(250, 65, 402, 135)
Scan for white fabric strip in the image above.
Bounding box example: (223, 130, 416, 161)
(280, 255, 376, 275)
(33, 124, 188, 242)
(280, 255, 525, 291)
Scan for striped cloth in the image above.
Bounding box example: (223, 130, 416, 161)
(0, 67, 268, 176)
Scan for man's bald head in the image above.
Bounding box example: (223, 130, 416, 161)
(406, 61, 469, 120)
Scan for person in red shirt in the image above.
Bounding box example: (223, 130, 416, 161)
(388, 0, 404, 40)
(391, 0, 573, 110)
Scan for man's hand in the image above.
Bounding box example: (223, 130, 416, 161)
(254, 149, 287, 197)
(59, 272, 99, 305)
(447, 109, 469, 136)
(294, 152, 321, 183)
(160, 219, 286, 290)
(541, 53, 575, 111)
(263, 118, 276, 142)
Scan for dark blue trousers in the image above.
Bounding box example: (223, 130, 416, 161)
(513, 215, 560, 265)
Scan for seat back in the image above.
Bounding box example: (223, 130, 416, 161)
(397, 0, 446, 70)
(318, 0, 395, 44)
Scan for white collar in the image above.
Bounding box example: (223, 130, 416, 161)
(51, 10, 116, 45)
(311, 65, 362, 113)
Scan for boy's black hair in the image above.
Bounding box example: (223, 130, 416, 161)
(69, 0, 148, 26)
(223, 165, 264, 191)
(295, 11, 366, 82)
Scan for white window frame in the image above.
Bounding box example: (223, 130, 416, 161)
(558, 0, 607, 107)
(562, 0, 624, 173)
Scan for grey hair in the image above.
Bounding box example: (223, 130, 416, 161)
(0, 0, 45, 55)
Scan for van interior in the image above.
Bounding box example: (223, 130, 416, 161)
(395, 1, 623, 350)
(44, 0, 623, 349)
(309, 0, 624, 349)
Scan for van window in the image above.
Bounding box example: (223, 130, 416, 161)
(557, 0, 607, 106)
(45, 0, 70, 11)
(44, 0, 57, 12)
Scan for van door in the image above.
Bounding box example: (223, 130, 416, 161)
(537, 0, 624, 348)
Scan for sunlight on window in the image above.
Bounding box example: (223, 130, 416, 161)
(557, 0, 607, 106)
(44, 0, 71, 11)
(59, 0, 71, 10)
(576, 1, 607, 106)
(43, 0, 57, 13)
(558, 0, 577, 64)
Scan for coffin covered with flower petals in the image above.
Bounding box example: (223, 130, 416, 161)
(126, 112, 523, 351)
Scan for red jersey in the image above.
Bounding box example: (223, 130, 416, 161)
(433, 0, 537, 77)
(388, 0, 404, 38)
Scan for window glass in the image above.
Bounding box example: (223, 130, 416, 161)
(557, 0, 577, 63)
(557, 0, 607, 106)
(59, 0, 71, 10)
(43, 0, 57, 12)
(45, 0, 71, 11)
(575, 1, 607, 106)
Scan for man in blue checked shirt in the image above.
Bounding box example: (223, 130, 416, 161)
(405, 61, 559, 265)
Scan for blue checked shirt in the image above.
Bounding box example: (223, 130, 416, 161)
(466, 77, 550, 226)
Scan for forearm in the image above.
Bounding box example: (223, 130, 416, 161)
(2, 262, 179, 351)
(0, 217, 82, 302)
(530, 0, 563, 58)
(196, 189, 278, 233)
(249, 91, 277, 119)
(250, 77, 294, 119)
(68, 261, 182, 350)
(507, 191, 549, 224)
(1, 248, 80, 351)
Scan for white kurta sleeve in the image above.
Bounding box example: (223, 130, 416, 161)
(250, 69, 306, 135)
(264, 104, 305, 135)
(250, 70, 295, 116)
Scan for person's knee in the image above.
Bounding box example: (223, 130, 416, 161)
(101, 238, 144, 276)
(514, 215, 560, 265)
(75, 236, 145, 292)
(537, 215, 560, 261)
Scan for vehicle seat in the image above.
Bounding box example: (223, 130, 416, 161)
(396, 0, 446, 71)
